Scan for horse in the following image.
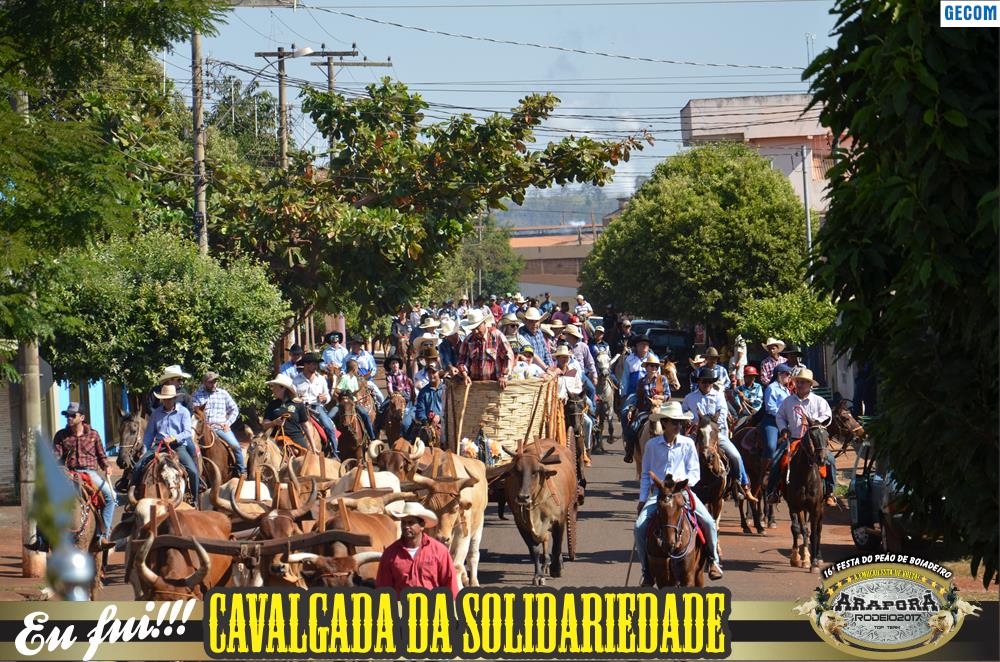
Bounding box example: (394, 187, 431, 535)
(564, 393, 591, 480)
(645, 473, 707, 587)
(246, 433, 285, 483)
(829, 399, 865, 458)
(662, 360, 681, 394)
(382, 392, 408, 444)
(733, 425, 774, 534)
(334, 393, 370, 462)
(115, 409, 147, 473)
(690, 414, 728, 554)
(593, 351, 617, 453)
(128, 449, 188, 507)
(67, 471, 107, 598)
(194, 408, 239, 480)
(782, 415, 828, 571)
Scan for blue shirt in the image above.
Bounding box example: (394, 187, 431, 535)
(321, 345, 348, 373)
(414, 383, 446, 422)
(623, 350, 659, 397)
(735, 382, 763, 411)
(438, 338, 460, 370)
(517, 326, 552, 366)
(639, 434, 700, 502)
(539, 300, 556, 314)
(682, 388, 730, 440)
(143, 404, 194, 452)
(343, 350, 377, 378)
(279, 360, 299, 378)
(689, 362, 728, 392)
(589, 341, 609, 360)
(763, 382, 790, 416)
(191, 387, 239, 426)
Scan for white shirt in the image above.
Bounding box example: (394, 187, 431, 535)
(639, 434, 700, 502)
(776, 392, 831, 436)
(512, 362, 545, 380)
(293, 372, 329, 406)
(682, 388, 730, 440)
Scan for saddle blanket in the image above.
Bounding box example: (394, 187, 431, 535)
(779, 439, 828, 478)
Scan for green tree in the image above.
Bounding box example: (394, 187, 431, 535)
(727, 285, 837, 347)
(580, 142, 806, 337)
(805, 0, 998, 584)
(428, 217, 525, 301)
(205, 73, 283, 168)
(42, 232, 288, 404)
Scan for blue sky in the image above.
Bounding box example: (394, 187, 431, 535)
(167, 0, 839, 196)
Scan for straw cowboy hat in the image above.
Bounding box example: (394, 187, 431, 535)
(562, 324, 583, 340)
(266, 373, 296, 395)
(792, 368, 819, 387)
(157, 364, 191, 382)
(688, 355, 706, 369)
(704, 346, 720, 359)
(649, 401, 693, 422)
(552, 345, 573, 359)
(541, 325, 555, 338)
(439, 318, 459, 337)
(500, 312, 519, 327)
(513, 293, 527, 304)
(413, 332, 439, 352)
(594, 325, 606, 334)
(419, 318, 441, 331)
(643, 355, 662, 367)
(762, 337, 786, 352)
(518, 306, 543, 322)
(153, 384, 180, 400)
(390, 501, 439, 528)
(461, 309, 489, 333)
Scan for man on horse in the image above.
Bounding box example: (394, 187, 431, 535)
(781, 344, 808, 377)
(727, 365, 763, 427)
(343, 335, 385, 406)
(563, 324, 597, 410)
(321, 331, 348, 379)
(612, 318, 635, 357)
(635, 402, 723, 584)
(147, 364, 194, 414)
(693, 347, 728, 393)
(437, 319, 462, 374)
(517, 306, 552, 369)
(683, 369, 758, 503)
(331, 359, 378, 442)
(765, 368, 837, 507)
(132, 384, 199, 502)
(621, 335, 659, 463)
(391, 308, 414, 355)
(192, 371, 246, 477)
(293, 352, 338, 456)
(383, 355, 415, 436)
(279, 344, 304, 378)
(53, 403, 116, 550)
(759, 338, 788, 385)
(589, 325, 610, 360)
(413, 363, 446, 443)
(458, 310, 514, 387)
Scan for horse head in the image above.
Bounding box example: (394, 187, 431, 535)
(247, 434, 283, 478)
(649, 472, 692, 554)
(388, 392, 406, 421)
(694, 415, 724, 474)
(832, 400, 864, 441)
(139, 451, 186, 506)
(595, 351, 612, 377)
(117, 410, 147, 470)
(804, 416, 830, 465)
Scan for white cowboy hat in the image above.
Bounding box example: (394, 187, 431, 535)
(594, 325, 605, 333)
(792, 368, 819, 387)
(461, 309, 489, 333)
(562, 324, 583, 340)
(153, 384, 179, 400)
(518, 306, 543, 322)
(513, 293, 527, 304)
(762, 337, 786, 352)
(389, 501, 439, 529)
(649, 401, 693, 422)
(158, 364, 191, 382)
(266, 373, 296, 394)
(419, 318, 441, 330)
(541, 325, 555, 338)
(552, 345, 572, 359)
(688, 355, 706, 368)
(643, 355, 662, 367)
(413, 332, 439, 351)
(439, 318, 459, 337)
(500, 312, 519, 327)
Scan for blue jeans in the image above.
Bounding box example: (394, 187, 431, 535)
(329, 405, 376, 443)
(131, 442, 199, 499)
(636, 489, 719, 575)
(718, 437, 750, 487)
(760, 414, 779, 461)
(307, 404, 339, 456)
(81, 469, 115, 539)
(210, 426, 246, 474)
(368, 382, 386, 407)
(582, 413, 594, 451)
(581, 373, 597, 413)
(767, 439, 836, 495)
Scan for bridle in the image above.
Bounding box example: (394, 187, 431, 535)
(659, 493, 698, 560)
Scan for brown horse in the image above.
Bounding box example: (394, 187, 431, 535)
(734, 426, 774, 534)
(194, 408, 239, 480)
(68, 472, 106, 598)
(645, 473, 707, 587)
(783, 417, 828, 571)
(829, 400, 865, 458)
(334, 393, 369, 462)
(690, 414, 728, 552)
(115, 410, 147, 472)
(383, 392, 408, 444)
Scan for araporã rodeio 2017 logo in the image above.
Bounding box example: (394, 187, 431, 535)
(794, 555, 981, 659)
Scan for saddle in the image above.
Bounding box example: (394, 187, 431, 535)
(67, 471, 105, 534)
(779, 439, 828, 478)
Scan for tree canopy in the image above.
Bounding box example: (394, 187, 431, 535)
(806, 0, 998, 584)
(727, 285, 837, 347)
(427, 217, 525, 302)
(580, 142, 806, 336)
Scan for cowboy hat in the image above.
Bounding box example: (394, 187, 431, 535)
(287, 343, 304, 354)
(390, 501, 439, 529)
(413, 333, 440, 352)
(792, 368, 819, 386)
(461, 310, 489, 333)
(704, 347, 720, 358)
(157, 364, 191, 382)
(562, 324, 583, 340)
(297, 352, 322, 366)
(518, 307, 543, 322)
(419, 318, 441, 330)
(513, 293, 527, 304)
(649, 401, 693, 422)
(439, 318, 459, 337)
(762, 337, 786, 352)
(541, 325, 555, 338)
(697, 367, 718, 382)
(500, 312, 519, 327)
(781, 344, 803, 356)
(643, 355, 661, 367)
(348, 335, 365, 345)
(324, 331, 343, 344)
(552, 345, 572, 359)
(688, 354, 706, 368)
(266, 373, 296, 394)
(202, 371, 221, 382)
(594, 325, 605, 334)
(548, 319, 566, 331)
(773, 363, 793, 376)
(154, 384, 180, 400)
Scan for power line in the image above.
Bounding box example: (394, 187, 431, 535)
(301, 4, 804, 70)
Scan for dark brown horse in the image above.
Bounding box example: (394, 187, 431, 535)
(383, 392, 408, 444)
(690, 414, 728, 551)
(734, 426, 775, 534)
(783, 416, 828, 571)
(334, 393, 369, 462)
(645, 473, 707, 587)
(115, 410, 147, 473)
(194, 408, 239, 480)
(829, 400, 865, 458)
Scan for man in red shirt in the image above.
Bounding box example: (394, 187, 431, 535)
(53, 402, 115, 548)
(458, 310, 513, 387)
(376, 502, 457, 597)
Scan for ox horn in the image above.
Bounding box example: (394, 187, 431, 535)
(136, 536, 161, 589)
(409, 439, 426, 461)
(381, 491, 418, 505)
(353, 551, 382, 567)
(128, 485, 140, 506)
(409, 472, 436, 487)
(458, 475, 479, 490)
(183, 538, 211, 588)
(286, 552, 319, 563)
(339, 459, 358, 477)
(205, 459, 230, 512)
(229, 488, 264, 523)
(368, 440, 386, 460)
(288, 478, 318, 520)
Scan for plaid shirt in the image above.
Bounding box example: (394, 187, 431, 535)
(53, 424, 108, 472)
(387, 372, 414, 401)
(192, 386, 240, 426)
(517, 326, 552, 366)
(458, 327, 513, 381)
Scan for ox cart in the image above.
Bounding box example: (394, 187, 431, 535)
(445, 377, 587, 561)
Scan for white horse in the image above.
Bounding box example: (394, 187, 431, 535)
(593, 351, 618, 452)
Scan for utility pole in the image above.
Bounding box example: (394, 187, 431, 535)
(310, 46, 391, 167)
(255, 44, 320, 171)
(801, 142, 814, 264)
(192, 29, 208, 254)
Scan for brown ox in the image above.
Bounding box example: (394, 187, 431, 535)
(133, 508, 233, 600)
(284, 552, 383, 587)
(501, 440, 576, 586)
(368, 438, 427, 479)
(321, 505, 399, 581)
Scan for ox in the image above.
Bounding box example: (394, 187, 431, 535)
(329, 467, 404, 514)
(368, 438, 427, 479)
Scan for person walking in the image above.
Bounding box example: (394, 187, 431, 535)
(376, 502, 458, 597)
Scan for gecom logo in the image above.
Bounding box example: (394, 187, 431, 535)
(794, 555, 981, 659)
(941, 0, 1000, 26)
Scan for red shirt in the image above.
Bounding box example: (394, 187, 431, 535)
(458, 327, 513, 381)
(375, 534, 458, 597)
(53, 424, 108, 472)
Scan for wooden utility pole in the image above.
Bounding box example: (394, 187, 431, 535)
(192, 29, 208, 254)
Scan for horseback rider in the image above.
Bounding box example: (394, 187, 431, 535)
(321, 331, 348, 379)
(293, 352, 338, 457)
(589, 325, 610, 360)
(550, 344, 594, 454)
(765, 368, 837, 507)
(682, 368, 759, 503)
(131, 384, 199, 502)
(781, 344, 808, 377)
(192, 371, 246, 477)
(263, 373, 312, 451)
(727, 365, 763, 427)
(330, 359, 378, 441)
(413, 364, 446, 443)
(696, 347, 729, 392)
(635, 401, 724, 583)
(563, 324, 597, 411)
(147, 364, 195, 414)
(279, 344, 304, 378)
(437, 319, 462, 374)
(621, 335, 658, 463)
(343, 335, 385, 406)
(612, 318, 635, 357)
(391, 308, 414, 357)
(759, 338, 788, 385)
(759, 363, 793, 467)
(383, 355, 416, 435)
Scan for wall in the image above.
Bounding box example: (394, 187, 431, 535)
(0, 385, 16, 503)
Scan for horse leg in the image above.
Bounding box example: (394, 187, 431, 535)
(810, 509, 823, 571)
(789, 511, 801, 567)
(738, 495, 752, 535)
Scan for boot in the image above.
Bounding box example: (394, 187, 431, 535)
(640, 572, 655, 587)
(742, 485, 759, 503)
(709, 563, 724, 580)
(623, 438, 634, 464)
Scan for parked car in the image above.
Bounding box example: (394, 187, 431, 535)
(628, 319, 671, 338)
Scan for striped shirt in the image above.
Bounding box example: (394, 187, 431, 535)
(192, 386, 240, 427)
(458, 328, 513, 381)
